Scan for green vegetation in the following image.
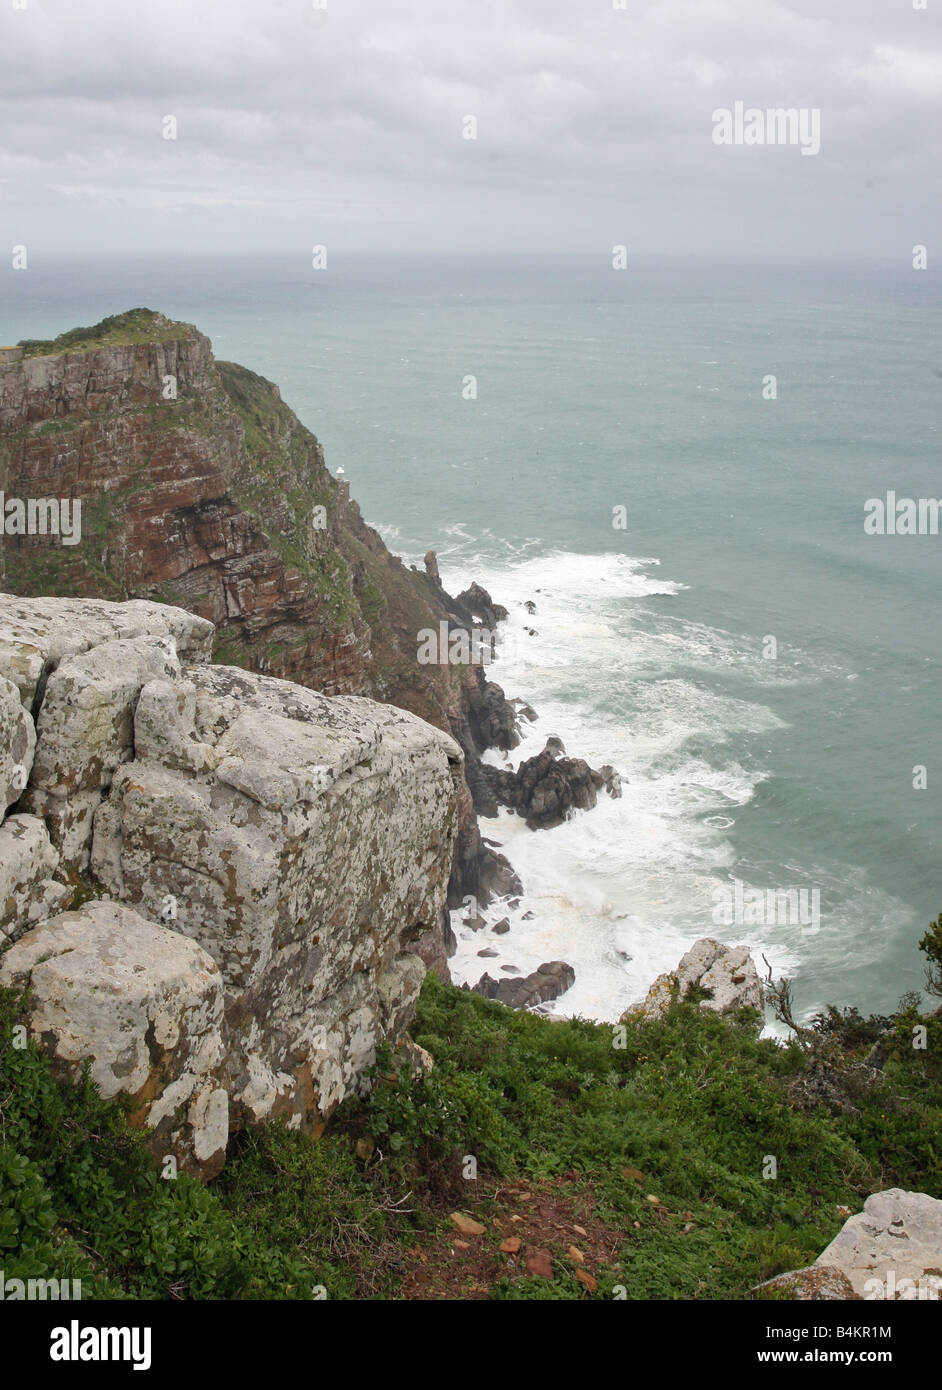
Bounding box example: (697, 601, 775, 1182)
(215, 358, 356, 627)
(2, 927, 940, 1300)
(17, 309, 193, 359)
(0, 990, 316, 1300)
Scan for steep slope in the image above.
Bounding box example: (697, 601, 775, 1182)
(0, 309, 519, 909)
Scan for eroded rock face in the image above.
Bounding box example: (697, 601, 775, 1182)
(23, 634, 184, 867)
(815, 1189, 942, 1300)
(0, 593, 214, 711)
(624, 937, 764, 1023)
(0, 593, 462, 1177)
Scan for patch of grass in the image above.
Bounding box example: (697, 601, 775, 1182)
(0, 988, 319, 1300)
(3, 930, 941, 1301)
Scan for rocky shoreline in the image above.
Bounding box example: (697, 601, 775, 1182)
(421, 566, 631, 1011)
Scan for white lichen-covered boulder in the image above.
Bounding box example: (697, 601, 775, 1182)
(0, 592, 214, 866)
(815, 1189, 942, 1300)
(92, 663, 462, 1133)
(1, 673, 35, 813)
(21, 634, 184, 866)
(0, 813, 66, 941)
(0, 592, 213, 710)
(0, 593, 461, 1178)
(624, 937, 763, 1023)
(0, 901, 228, 1179)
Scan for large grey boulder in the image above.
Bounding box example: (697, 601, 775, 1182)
(0, 593, 461, 1176)
(624, 937, 763, 1023)
(816, 1189, 942, 1300)
(0, 901, 228, 1178)
(751, 1189, 942, 1301)
(91, 662, 462, 1133)
(22, 634, 183, 866)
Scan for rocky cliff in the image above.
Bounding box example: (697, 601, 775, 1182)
(0, 592, 461, 1179)
(0, 310, 519, 911)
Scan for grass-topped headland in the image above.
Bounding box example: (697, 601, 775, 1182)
(17, 309, 196, 359)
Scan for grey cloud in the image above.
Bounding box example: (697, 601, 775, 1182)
(0, 0, 939, 253)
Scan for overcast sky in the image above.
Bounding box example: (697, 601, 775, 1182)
(1, 0, 939, 256)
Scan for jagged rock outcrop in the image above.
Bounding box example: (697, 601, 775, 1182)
(473, 961, 575, 1010)
(624, 937, 764, 1023)
(0, 312, 518, 912)
(484, 739, 622, 830)
(468, 678, 520, 757)
(0, 593, 461, 1178)
(450, 581, 509, 631)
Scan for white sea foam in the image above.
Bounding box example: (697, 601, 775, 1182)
(427, 545, 917, 1028)
(436, 549, 810, 1022)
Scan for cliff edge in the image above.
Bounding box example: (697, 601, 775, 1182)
(0, 591, 462, 1178)
(0, 309, 520, 911)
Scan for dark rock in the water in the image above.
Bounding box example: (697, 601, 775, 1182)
(484, 744, 623, 830)
(452, 581, 508, 630)
(492, 918, 511, 935)
(511, 699, 538, 723)
(461, 753, 500, 820)
(478, 948, 498, 958)
(424, 550, 441, 583)
(469, 677, 520, 754)
(524, 627, 538, 636)
(523, 600, 537, 615)
(473, 961, 576, 1010)
(501, 964, 521, 974)
(477, 843, 524, 900)
(598, 765, 623, 798)
(522, 910, 536, 921)
(543, 735, 566, 758)
(482, 837, 503, 848)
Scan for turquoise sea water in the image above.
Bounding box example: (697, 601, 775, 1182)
(5, 253, 940, 1022)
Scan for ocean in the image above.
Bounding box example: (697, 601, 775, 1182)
(6, 252, 940, 1024)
